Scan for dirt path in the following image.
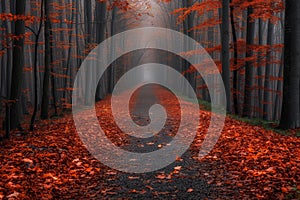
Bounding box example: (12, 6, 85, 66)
(106, 84, 225, 199)
(0, 85, 299, 199)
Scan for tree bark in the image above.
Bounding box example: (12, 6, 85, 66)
(257, 19, 265, 118)
(1, 0, 12, 137)
(41, 0, 51, 119)
(84, 0, 93, 105)
(263, 20, 274, 120)
(221, 0, 231, 113)
(279, 0, 300, 129)
(10, 0, 26, 129)
(242, 7, 255, 117)
(30, 0, 44, 131)
(95, 0, 108, 100)
(183, 0, 196, 98)
(230, 3, 239, 115)
(108, 7, 116, 94)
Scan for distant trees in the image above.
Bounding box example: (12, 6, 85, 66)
(0, 0, 140, 135)
(280, 0, 300, 129)
(0, 0, 299, 134)
(171, 0, 287, 123)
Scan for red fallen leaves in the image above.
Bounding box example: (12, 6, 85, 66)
(0, 86, 299, 199)
(156, 174, 172, 180)
(130, 189, 147, 194)
(154, 88, 299, 199)
(192, 111, 300, 199)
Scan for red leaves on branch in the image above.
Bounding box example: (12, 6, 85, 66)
(231, 0, 284, 23)
(0, 13, 37, 23)
(108, 0, 130, 11)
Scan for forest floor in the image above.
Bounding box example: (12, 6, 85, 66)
(0, 85, 299, 200)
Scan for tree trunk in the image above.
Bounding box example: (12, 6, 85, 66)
(108, 7, 116, 94)
(1, 0, 12, 137)
(84, 0, 93, 105)
(221, 0, 231, 113)
(10, 0, 26, 129)
(230, 3, 239, 115)
(273, 56, 283, 121)
(263, 20, 274, 120)
(95, 0, 107, 100)
(95, 0, 107, 44)
(242, 7, 255, 117)
(51, 48, 58, 116)
(84, 0, 92, 44)
(30, 0, 44, 131)
(41, 0, 51, 119)
(279, 0, 300, 129)
(183, 0, 196, 98)
(257, 19, 265, 118)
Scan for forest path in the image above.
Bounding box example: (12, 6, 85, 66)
(0, 85, 299, 199)
(105, 84, 223, 199)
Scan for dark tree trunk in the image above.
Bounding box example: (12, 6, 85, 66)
(187, 0, 196, 93)
(84, 0, 93, 105)
(274, 57, 283, 121)
(1, 0, 12, 137)
(221, 0, 231, 113)
(84, 0, 92, 44)
(280, 0, 300, 129)
(30, 36, 40, 131)
(95, 0, 107, 44)
(243, 7, 255, 117)
(10, 0, 26, 129)
(183, 0, 196, 97)
(108, 7, 116, 94)
(63, 0, 75, 111)
(230, 3, 239, 115)
(257, 19, 265, 118)
(95, 0, 107, 100)
(41, 0, 51, 119)
(51, 49, 58, 116)
(10, 0, 15, 33)
(30, 0, 44, 131)
(263, 20, 274, 120)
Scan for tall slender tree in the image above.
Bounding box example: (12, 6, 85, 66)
(10, 0, 26, 130)
(221, 0, 231, 113)
(280, 0, 300, 129)
(243, 6, 255, 117)
(41, 0, 52, 119)
(263, 20, 274, 120)
(230, 1, 239, 115)
(30, 0, 45, 131)
(2, 0, 12, 137)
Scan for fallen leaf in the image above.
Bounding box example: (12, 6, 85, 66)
(7, 191, 19, 199)
(187, 188, 193, 193)
(281, 187, 289, 193)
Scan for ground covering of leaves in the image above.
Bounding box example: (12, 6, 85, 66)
(0, 86, 299, 199)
